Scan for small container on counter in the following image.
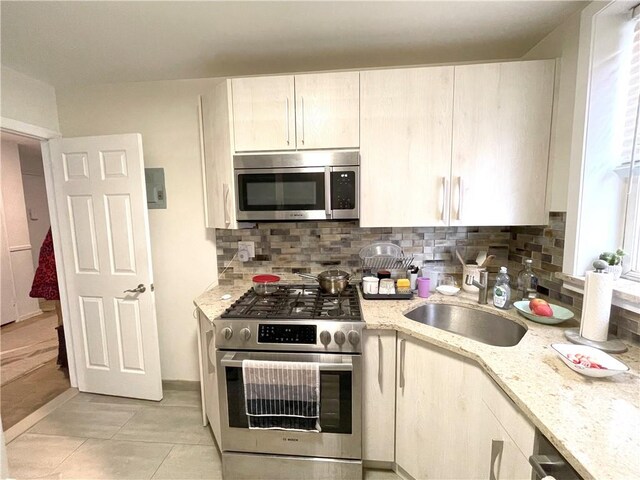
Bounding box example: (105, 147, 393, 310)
(377, 270, 391, 280)
(407, 266, 419, 291)
(362, 276, 380, 295)
(379, 278, 396, 294)
(396, 278, 411, 294)
(417, 277, 431, 298)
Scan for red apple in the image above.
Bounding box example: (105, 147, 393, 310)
(533, 304, 553, 317)
(529, 298, 548, 310)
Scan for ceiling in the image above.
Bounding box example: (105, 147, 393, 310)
(1, 1, 586, 89)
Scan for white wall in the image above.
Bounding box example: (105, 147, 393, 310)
(19, 144, 51, 268)
(521, 8, 582, 212)
(1, 65, 60, 133)
(0, 139, 41, 321)
(56, 78, 220, 381)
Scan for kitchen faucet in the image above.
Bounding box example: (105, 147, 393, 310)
(465, 270, 489, 304)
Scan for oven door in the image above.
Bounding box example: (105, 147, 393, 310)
(217, 350, 361, 460)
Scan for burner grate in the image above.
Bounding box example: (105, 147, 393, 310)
(220, 284, 362, 321)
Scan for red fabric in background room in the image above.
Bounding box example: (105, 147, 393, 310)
(30, 228, 60, 301)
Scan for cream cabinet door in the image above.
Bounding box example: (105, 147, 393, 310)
(362, 330, 396, 463)
(294, 71, 359, 149)
(231, 75, 295, 152)
(360, 67, 454, 227)
(450, 60, 555, 226)
(395, 335, 487, 479)
(198, 312, 221, 446)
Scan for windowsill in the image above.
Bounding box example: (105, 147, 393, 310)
(555, 272, 640, 314)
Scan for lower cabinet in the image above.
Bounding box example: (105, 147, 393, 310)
(198, 311, 221, 446)
(394, 333, 535, 479)
(362, 330, 397, 463)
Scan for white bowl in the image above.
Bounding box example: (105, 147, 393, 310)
(436, 285, 460, 296)
(551, 344, 629, 378)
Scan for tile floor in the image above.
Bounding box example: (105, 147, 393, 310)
(6, 389, 400, 480)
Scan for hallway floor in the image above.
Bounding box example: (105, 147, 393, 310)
(5, 389, 400, 480)
(1, 311, 69, 430)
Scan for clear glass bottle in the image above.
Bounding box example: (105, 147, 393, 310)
(517, 259, 538, 301)
(493, 266, 512, 309)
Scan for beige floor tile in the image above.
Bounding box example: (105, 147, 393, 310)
(151, 444, 222, 479)
(159, 390, 202, 408)
(364, 468, 401, 480)
(113, 406, 212, 445)
(53, 438, 172, 479)
(28, 399, 139, 439)
(6, 433, 86, 479)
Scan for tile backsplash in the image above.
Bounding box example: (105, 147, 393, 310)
(215, 212, 638, 343)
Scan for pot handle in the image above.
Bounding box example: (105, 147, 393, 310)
(296, 273, 318, 281)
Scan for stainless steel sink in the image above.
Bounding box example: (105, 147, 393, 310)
(404, 303, 527, 347)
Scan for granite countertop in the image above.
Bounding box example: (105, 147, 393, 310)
(194, 284, 640, 480)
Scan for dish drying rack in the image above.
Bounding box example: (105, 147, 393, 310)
(359, 243, 414, 275)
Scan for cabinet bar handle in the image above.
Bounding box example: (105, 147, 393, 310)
(457, 176, 463, 221)
(399, 338, 406, 388)
(489, 439, 504, 480)
(223, 183, 231, 226)
(377, 335, 383, 387)
(285, 97, 290, 145)
(301, 96, 305, 145)
(440, 176, 447, 222)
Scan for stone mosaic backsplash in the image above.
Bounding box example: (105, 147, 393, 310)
(215, 212, 638, 343)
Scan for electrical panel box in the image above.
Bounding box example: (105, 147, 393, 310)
(145, 168, 167, 209)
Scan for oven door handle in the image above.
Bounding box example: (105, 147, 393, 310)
(220, 352, 354, 371)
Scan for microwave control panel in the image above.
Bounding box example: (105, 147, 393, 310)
(331, 171, 356, 210)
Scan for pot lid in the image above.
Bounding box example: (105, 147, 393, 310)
(252, 274, 281, 283)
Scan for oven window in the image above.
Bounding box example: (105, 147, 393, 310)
(224, 367, 352, 434)
(238, 173, 325, 211)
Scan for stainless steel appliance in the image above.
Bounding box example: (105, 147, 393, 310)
(214, 284, 363, 480)
(530, 429, 582, 480)
(234, 150, 359, 221)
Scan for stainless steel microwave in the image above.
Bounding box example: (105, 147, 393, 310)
(234, 151, 359, 221)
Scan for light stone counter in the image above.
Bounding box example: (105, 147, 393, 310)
(194, 284, 640, 480)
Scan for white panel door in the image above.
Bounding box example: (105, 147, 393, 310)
(295, 71, 360, 149)
(47, 134, 162, 400)
(360, 67, 454, 227)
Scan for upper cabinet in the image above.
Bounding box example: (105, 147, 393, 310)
(360, 66, 454, 227)
(360, 59, 555, 227)
(231, 72, 359, 152)
(450, 60, 555, 226)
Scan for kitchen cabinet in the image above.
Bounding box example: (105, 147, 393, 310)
(450, 60, 555, 226)
(360, 66, 454, 227)
(200, 80, 237, 229)
(197, 310, 221, 446)
(394, 334, 534, 479)
(231, 75, 296, 152)
(359, 59, 554, 227)
(362, 330, 396, 464)
(230, 72, 359, 152)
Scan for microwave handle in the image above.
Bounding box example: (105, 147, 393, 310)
(220, 352, 353, 371)
(324, 167, 332, 218)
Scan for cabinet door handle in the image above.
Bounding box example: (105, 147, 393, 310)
(223, 183, 230, 226)
(377, 334, 383, 388)
(285, 97, 290, 145)
(399, 338, 406, 388)
(440, 176, 448, 222)
(489, 439, 504, 480)
(206, 328, 216, 374)
(457, 176, 463, 221)
(300, 96, 305, 145)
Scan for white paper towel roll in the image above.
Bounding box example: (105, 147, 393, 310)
(580, 270, 613, 342)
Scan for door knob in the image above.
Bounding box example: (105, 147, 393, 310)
(124, 284, 146, 294)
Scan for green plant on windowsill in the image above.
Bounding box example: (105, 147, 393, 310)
(598, 249, 626, 280)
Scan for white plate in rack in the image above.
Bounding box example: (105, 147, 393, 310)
(551, 344, 629, 378)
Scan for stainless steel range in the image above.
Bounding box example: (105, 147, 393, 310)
(214, 284, 363, 480)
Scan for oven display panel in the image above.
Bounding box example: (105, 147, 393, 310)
(258, 324, 317, 344)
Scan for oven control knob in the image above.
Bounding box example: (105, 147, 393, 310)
(221, 327, 233, 340)
(319, 330, 331, 346)
(348, 330, 360, 346)
(334, 331, 346, 346)
(240, 328, 251, 341)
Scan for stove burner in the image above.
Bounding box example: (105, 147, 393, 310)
(220, 284, 362, 321)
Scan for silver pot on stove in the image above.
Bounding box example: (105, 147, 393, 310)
(296, 269, 351, 295)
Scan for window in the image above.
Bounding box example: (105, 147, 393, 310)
(620, 11, 640, 279)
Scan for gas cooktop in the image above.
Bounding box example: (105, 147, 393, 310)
(220, 284, 362, 321)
